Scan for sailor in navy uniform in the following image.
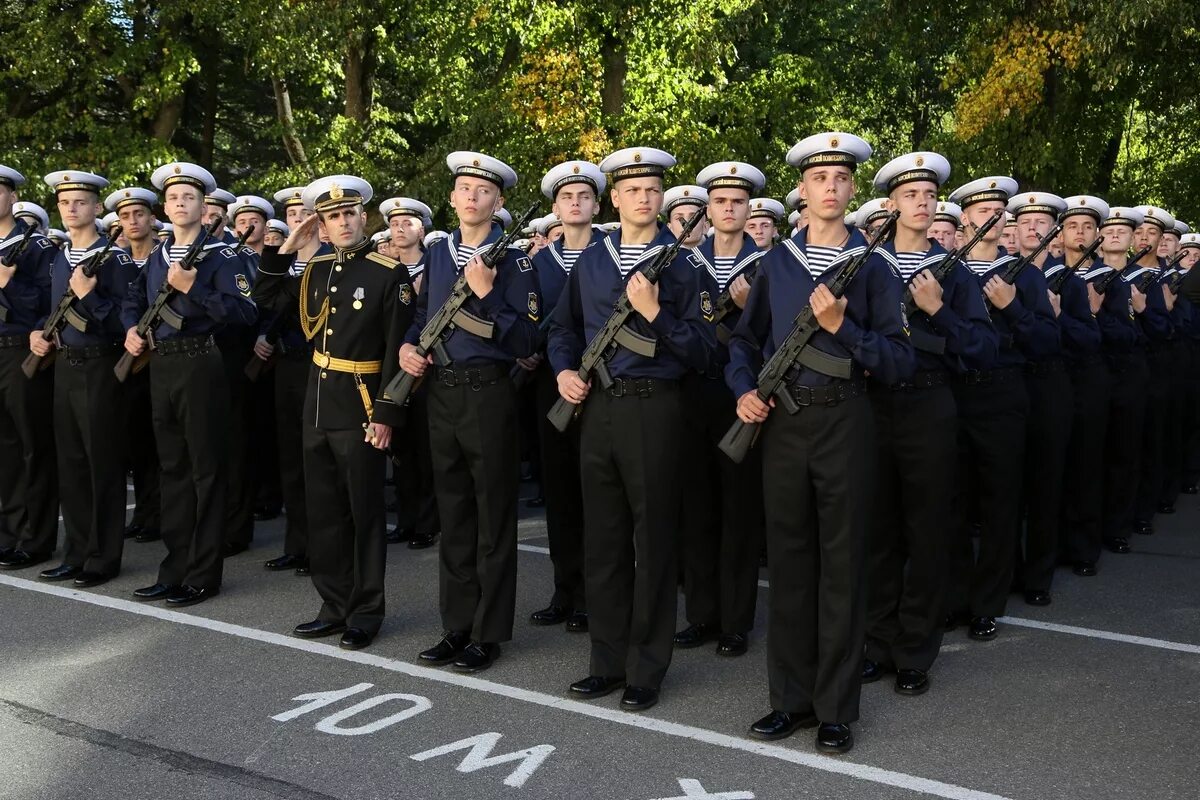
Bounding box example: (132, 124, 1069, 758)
(403, 152, 541, 673)
(13, 201, 50, 234)
(0, 167, 58, 571)
(1052, 196, 1110, 581)
(1157, 219, 1192, 514)
(729, 133, 913, 752)
(1128, 205, 1177, 536)
(525, 160, 608, 633)
(204, 188, 238, 245)
(120, 161, 257, 607)
(673, 160, 767, 659)
(663, 185, 709, 248)
(31, 170, 138, 586)
(943, 176, 1057, 640)
(862, 152, 996, 696)
(549, 146, 714, 712)
(744, 197, 784, 251)
(1177, 232, 1200, 495)
(928, 201, 962, 252)
(279, 175, 413, 651)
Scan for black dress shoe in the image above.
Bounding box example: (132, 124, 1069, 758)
(748, 710, 817, 741)
(124, 524, 143, 540)
(619, 686, 659, 711)
(134, 528, 161, 543)
(340, 627, 373, 650)
(816, 722, 854, 753)
(568, 675, 625, 699)
(716, 633, 748, 657)
(526, 494, 545, 508)
(1024, 590, 1052, 606)
(165, 585, 219, 607)
(968, 616, 998, 641)
(386, 526, 413, 544)
(418, 631, 470, 665)
(895, 669, 929, 696)
(1104, 537, 1131, 554)
(0, 546, 12, 561)
(1073, 561, 1097, 577)
(39, 564, 82, 582)
(453, 642, 500, 672)
(73, 571, 113, 588)
(1156, 503, 1175, 515)
(0, 550, 50, 570)
(861, 658, 892, 683)
(565, 611, 589, 633)
(1182, 484, 1198, 495)
(293, 619, 346, 638)
(132, 583, 176, 601)
(222, 542, 249, 558)
(407, 531, 438, 550)
(529, 604, 569, 626)
(253, 506, 281, 521)
(265, 554, 304, 571)
(673, 622, 717, 648)
(1133, 520, 1154, 535)
(296, 564, 311, 576)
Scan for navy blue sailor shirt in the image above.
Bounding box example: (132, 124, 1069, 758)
(1123, 259, 1173, 343)
(0, 218, 55, 335)
(1080, 260, 1139, 353)
(688, 231, 765, 369)
(725, 225, 915, 399)
(1043, 256, 1101, 362)
(961, 248, 1059, 368)
(43, 239, 139, 346)
(547, 224, 715, 380)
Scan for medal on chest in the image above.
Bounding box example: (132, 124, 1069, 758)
(353, 287, 365, 310)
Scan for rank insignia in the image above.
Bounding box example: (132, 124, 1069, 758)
(700, 290, 714, 322)
(235, 274, 251, 296)
(399, 283, 414, 306)
(527, 292, 539, 319)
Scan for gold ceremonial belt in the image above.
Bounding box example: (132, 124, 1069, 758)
(312, 351, 382, 374)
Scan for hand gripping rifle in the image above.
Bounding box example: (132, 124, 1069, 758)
(717, 211, 899, 464)
(905, 208, 1004, 355)
(1092, 245, 1152, 294)
(0, 222, 42, 324)
(113, 219, 222, 382)
(1137, 249, 1186, 294)
(544, 209, 707, 433)
(1047, 234, 1104, 295)
(988, 220, 1064, 307)
(22, 228, 122, 377)
(381, 203, 541, 406)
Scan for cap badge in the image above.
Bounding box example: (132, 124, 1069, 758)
(572, 165, 580, 174)
(915, 157, 925, 167)
(330, 183, 343, 201)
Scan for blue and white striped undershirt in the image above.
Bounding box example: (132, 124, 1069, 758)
(895, 251, 928, 281)
(64, 247, 93, 267)
(712, 255, 737, 287)
(965, 259, 993, 277)
(561, 248, 583, 273)
(455, 243, 477, 269)
(618, 244, 647, 277)
(805, 245, 841, 278)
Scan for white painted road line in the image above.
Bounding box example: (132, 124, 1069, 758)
(0, 574, 1012, 800)
(520, 543, 1200, 656)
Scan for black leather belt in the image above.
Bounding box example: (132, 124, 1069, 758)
(155, 335, 215, 356)
(61, 343, 122, 362)
(783, 378, 865, 408)
(435, 363, 507, 389)
(604, 377, 678, 398)
(0, 334, 28, 349)
(887, 369, 949, 391)
(1025, 358, 1066, 377)
(957, 366, 1023, 386)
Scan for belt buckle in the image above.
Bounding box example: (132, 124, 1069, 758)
(795, 385, 813, 407)
(637, 380, 652, 398)
(610, 379, 626, 398)
(468, 368, 483, 391)
(827, 384, 843, 407)
(439, 369, 457, 388)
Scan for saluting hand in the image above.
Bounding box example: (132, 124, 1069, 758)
(736, 390, 773, 424)
(729, 274, 751, 310)
(909, 269, 943, 315)
(280, 214, 320, 255)
(557, 369, 590, 405)
(983, 275, 1016, 309)
(399, 343, 431, 377)
(464, 253, 496, 298)
(810, 284, 846, 334)
(626, 272, 660, 323)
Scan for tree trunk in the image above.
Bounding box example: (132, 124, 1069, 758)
(199, 48, 219, 169)
(601, 31, 626, 136)
(273, 76, 312, 175)
(150, 92, 185, 143)
(344, 31, 377, 122)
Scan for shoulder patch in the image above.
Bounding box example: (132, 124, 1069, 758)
(527, 292, 539, 319)
(700, 290, 714, 322)
(517, 256, 533, 273)
(366, 251, 399, 270)
(221, 247, 237, 259)
(116, 252, 133, 265)
(37, 238, 52, 250)
(235, 274, 251, 296)
(687, 252, 704, 270)
(399, 283, 415, 305)
(309, 252, 337, 263)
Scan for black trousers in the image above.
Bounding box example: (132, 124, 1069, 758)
(1158, 341, 1190, 507)
(124, 368, 160, 530)
(0, 347, 58, 557)
(428, 375, 519, 644)
(1061, 360, 1112, 563)
(1135, 345, 1172, 522)
(762, 395, 873, 724)
(949, 376, 1029, 618)
(580, 384, 683, 689)
(534, 363, 585, 610)
(393, 383, 439, 538)
(304, 424, 387, 634)
(1020, 368, 1074, 592)
(217, 333, 257, 549)
(275, 356, 309, 557)
(1184, 341, 1200, 486)
(54, 354, 128, 575)
(865, 383, 957, 673)
(679, 372, 763, 634)
(1101, 353, 1148, 543)
(150, 347, 228, 589)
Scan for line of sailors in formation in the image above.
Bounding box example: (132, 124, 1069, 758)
(0, 130, 1196, 756)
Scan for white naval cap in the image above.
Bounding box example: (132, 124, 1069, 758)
(1134, 205, 1175, 231)
(447, 151, 518, 191)
(13, 201, 49, 231)
(1171, 220, 1190, 236)
(933, 200, 962, 226)
(872, 151, 951, 193)
(541, 160, 607, 200)
(424, 230, 449, 247)
(493, 207, 513, 228)
(152, 218, 164, 231)
(534, 214, 562, 236)
(947, 176, 1019, 209)
(695, 161, 767, 195)
(748, 198, 786, 221)
(853, 197, 891, 228)
(151, 162, 217, 194)
(229, 195, 275, 220)
(785, 132, 872, 172)
(513, 238, 532, 251)
(1061, 195, 1110, 224)
(105, 187, 158, 213)
(600, 221, 621, 233)
(156, 222, 173, 237)
(274, 186, 306, 208)
(662, 185, 708, 216)
(599, 147, 677, 184)
(788, 209, 801, 227)
(380, 197, 433, 226)
(101, 212, 120, 231)
(204, 188, 237, 208)
(302, 175, 373, 213)
(43, 170, 109, 196)
(266, 219, 290, 237)
(785, 187, 806, 211)
(370, 230, 392, 244)
(1101, 206, 1143, 229)
(47, 228, 69, 244)
(0, 165, 25, 189)
(1180, 233, 1200, 249)
(1004, 211, 1017, 228)
(1007, 191, 1067, 218)
(844, 213, 858, 228)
